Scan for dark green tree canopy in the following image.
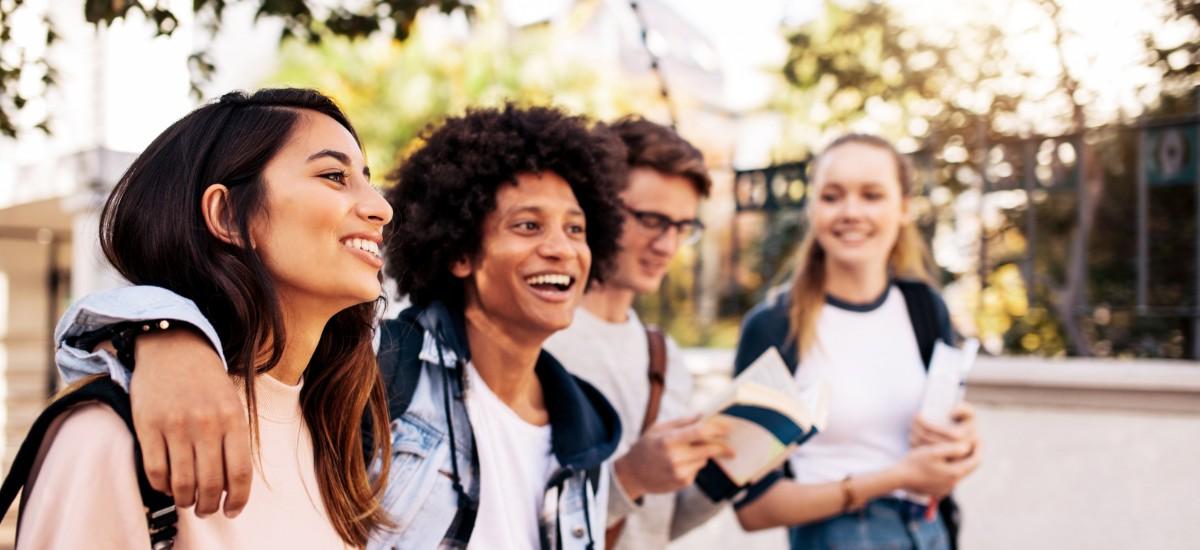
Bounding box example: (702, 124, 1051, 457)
(0, 0, 471, 138)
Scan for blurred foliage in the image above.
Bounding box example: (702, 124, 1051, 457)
(266, 2, 660, 177)
(0, 0, 470, 138)
(725, 0, 1200, 358)
(1149, 0, 1200, 92)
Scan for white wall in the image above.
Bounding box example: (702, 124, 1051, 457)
(669, 351, 1200, 550)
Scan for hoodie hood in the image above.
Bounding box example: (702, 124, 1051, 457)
(536, 351, 622, 469)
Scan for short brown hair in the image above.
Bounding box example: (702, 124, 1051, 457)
(608, 116, 711, 197)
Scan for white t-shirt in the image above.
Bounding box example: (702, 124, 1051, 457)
(788, 286, 927, 499)
(544, 307, 693, 446)
(464, 363, 557, 550)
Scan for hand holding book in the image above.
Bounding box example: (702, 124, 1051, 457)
(914, 339, 982, 519)
(612, 414, 735, 502)
(694, 347, 830, 502)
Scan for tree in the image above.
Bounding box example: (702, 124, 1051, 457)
(1148, 0, 1200, 92)
(264, 2, 661, 178)
(763, 0, 1188, 357)
(0, 0, 471, 138)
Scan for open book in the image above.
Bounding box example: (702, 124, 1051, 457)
(695, 347, 830, 502)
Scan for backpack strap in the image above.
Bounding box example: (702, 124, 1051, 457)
(378, 317, 424, 420)
(640, 326, 668, 433)
(0, 377, 177, 548)
(895, 280, 962, 550)
(896, 280, 941, 369)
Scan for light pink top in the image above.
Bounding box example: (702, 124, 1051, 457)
(17, 374, 353, 549)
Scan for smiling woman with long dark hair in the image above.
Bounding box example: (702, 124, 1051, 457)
(15, 89, 393, 548)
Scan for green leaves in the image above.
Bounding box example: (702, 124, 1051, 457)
(0, 0, 471, 139)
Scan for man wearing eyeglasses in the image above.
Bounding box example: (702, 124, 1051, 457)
(543, 116, 733, 550)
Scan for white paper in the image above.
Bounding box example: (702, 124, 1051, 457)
(918, 339, 979, 426)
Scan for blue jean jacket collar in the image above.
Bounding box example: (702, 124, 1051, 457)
(412, 302, 621, 470)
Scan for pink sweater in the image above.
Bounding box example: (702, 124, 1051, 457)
(17, 374, 353, 549)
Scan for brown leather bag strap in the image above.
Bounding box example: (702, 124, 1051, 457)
(606, 325, 670, 548)
(641, 326, 668, 432)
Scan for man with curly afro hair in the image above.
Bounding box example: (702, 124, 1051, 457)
(371, 104, 626, 549)
(542, 116, 734, 549)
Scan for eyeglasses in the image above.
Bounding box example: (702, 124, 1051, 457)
(621, 203, 705, 245)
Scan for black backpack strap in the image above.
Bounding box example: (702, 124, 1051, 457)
(0, 377, 177, 548)
(896, 280, 962, 550)
(378, 317, 425, 420)
(896, 279, 941, 369)
(362, 316, 425, 460)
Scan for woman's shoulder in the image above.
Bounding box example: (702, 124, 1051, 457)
(734, 286, 795, 374)
(19, 403, 148, 549)
(893, 278, 954, 343)
(742, 285, 793, 332)
(892, 278, 949, 311)
(42, 402, 135, 461)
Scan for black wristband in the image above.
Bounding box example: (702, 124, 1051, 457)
(65, 319, 189, 370)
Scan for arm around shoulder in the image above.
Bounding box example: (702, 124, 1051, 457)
(55, 285, 227, 389)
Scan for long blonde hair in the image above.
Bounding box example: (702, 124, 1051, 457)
(788, 134, 937, 358)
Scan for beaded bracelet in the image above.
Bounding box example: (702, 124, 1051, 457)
(839, 475, 861, 514)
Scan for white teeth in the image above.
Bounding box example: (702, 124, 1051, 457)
(342, 238, 381, 259)
(525, 274, 572, 287)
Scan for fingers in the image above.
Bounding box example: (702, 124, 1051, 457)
(912, 416, 961, 443)
(951, 402, 976, 424)
(192, 431, 225, 517)
(138, 431, 172, 495)
(925, 440, 972, 461)
(668, 417, 731, 448)
(648, 414, 702, 433)
(164, 424, 197, 509)
(679, 441, 736, 463)
(952, 442, 983, 476)
(910, 421, 941, 448)
(666, 454, 713, 486)
(221, 423, 253, 518)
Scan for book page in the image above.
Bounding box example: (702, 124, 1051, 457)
(700, 347, 830, 487)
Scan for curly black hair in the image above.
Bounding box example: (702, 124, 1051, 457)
(384, 104, 626, 308)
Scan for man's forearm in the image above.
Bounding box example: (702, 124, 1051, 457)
(668, 483, 725, 540)
(606, 458, 643, 526)
(55, 285, 226, 388)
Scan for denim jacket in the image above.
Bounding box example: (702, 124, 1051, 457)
(54, 287, 622, 550)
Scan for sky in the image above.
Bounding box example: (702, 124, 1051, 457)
(4, 0, 1195, 163)
(645, 0, 1189, 129)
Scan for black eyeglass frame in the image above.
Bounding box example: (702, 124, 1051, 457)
(620, 203, 705, 245)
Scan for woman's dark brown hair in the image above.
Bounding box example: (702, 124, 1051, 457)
(99, 88, 390, 545)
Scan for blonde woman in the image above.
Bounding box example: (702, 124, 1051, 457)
(732, 134, 981, 550)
